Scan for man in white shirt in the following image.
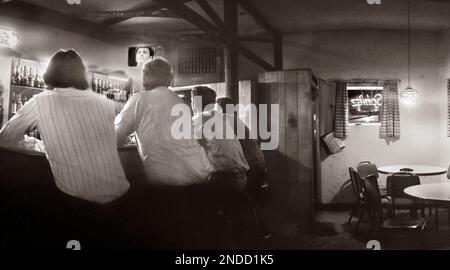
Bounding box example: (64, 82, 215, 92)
(191, 86, 249, 193)
(115, 57, 213, 249)
(115, 57, 212, 186)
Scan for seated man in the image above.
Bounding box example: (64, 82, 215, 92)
(115, 58, 213, 248)
(115, 58, 212, 186)
(216, 97, 267, 190)
(216, 97, 271, 240)
(191, 86, 249, 193)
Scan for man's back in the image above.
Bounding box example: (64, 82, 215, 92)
(116, 87, 212, 185)
(193, 109, 249, 174)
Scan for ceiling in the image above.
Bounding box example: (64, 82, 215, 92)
(8, 0, 450, 42)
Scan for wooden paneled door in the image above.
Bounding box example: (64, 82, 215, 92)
(258, 69, 320, 232)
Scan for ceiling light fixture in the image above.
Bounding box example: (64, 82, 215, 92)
(401, 0, 419, 103)
(0, 28, 19, 49)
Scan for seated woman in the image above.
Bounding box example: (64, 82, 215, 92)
(0, 49, 130, 249)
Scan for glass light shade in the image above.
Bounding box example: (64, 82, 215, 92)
(401, 85, 419, 103)
(0, 29, 19, 48)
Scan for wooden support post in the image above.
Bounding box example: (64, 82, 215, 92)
(274, 35, 283, 70)
(224, 0, 239, 104)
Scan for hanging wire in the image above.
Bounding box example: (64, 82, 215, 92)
(408, 0, 411, 86)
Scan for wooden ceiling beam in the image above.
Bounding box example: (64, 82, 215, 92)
(195, 0, 226, 32)
(0, 1, 155, 45)
(237, 0, 280, 39)
(239, 35, 274, 43)
(152, 0, 275, 70)
(99, 6, 179, 26)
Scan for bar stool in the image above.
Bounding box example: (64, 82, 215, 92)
(246, 168, 271, 241)
(207, 171, 248, 250)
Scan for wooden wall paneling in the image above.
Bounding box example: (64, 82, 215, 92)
(284, 70, 298, 174)
(314, 80, 322, 204)
(297, 70, 313, 183)
(265, 72, 281, 210)
(298, 70, 314, 228)
(277, 71, 287, 189)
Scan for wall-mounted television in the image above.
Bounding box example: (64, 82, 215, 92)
(128, 45, 155, 67)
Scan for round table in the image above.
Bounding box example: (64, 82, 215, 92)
(377, 165, 447, 176)
(404, 183, 450, 205)
(404, 183, 450, 232)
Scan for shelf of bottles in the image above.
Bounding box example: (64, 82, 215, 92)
(9, 58, 47, 117)
(91, 72, 130, 103)
(8, 57, 46, 139)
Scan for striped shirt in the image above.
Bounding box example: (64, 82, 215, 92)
(0, 88, 130, 204)
(115, 86, 213, 186)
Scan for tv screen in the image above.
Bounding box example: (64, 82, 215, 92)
(128, 46, 155, 67)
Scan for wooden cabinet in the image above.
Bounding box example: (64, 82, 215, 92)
(258, 69, 320, 232)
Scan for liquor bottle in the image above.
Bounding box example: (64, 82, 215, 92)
(100, 79, 105, 96)
(10, 93, 17, 114)
(37, 75, 43, 88)
(20, 66, 28, 86)
(33, 68, 39, 88)
(14, 65, 21, 85)
(94, 78, 100, 93)
(27, 67, 33, 87)
(91, 76, 95, 92)
(12, 65, 19, 85)
(11, 65, 16, 83)
(16, 93, 23, 111)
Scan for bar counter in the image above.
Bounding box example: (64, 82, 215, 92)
(0, 144, 146, 188)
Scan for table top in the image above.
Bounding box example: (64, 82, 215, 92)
(404, 183, 450, 204)
(377, 165, 447, 176)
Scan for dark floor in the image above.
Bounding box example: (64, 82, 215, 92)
(261, 207, 450, 250)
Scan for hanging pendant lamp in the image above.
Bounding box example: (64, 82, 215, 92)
(401, 0, 419, 103)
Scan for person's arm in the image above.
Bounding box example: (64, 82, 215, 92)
(0, 97, 38, 152)
(114, 93, 141, 148)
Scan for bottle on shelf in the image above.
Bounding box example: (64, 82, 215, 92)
(27, 67, 33, 87)
(12, 65, 19, 85)
(20, 66, 28, 86)
(39, 74, 45, 88)
(10, 92, 17, 114)
(14, 65, 22, 85)
(16, 93, 23, 111)
(33, 68, 39, 88)
(92, 77, 97, 93)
